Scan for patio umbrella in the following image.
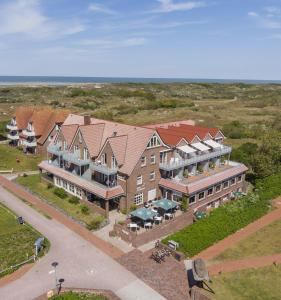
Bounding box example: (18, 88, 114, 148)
(152, 198, 178, 211)
(130, 207, 157, 221)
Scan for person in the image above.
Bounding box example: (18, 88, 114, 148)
(155, 240, 160, 248)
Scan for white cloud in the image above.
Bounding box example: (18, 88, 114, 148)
(0, 0, 85, 38)
(78, 37, 147, 48)
(261, 19, 281, 29)
(88, 3, 116, 15)
(264, 7, 280, 15)
(248, 11, 258, 17)
(152, 0, 205, 13)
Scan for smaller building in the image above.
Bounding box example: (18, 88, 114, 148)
(6, 107, 69, 154)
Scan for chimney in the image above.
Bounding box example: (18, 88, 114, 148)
(84, 115, 91, 125)
(113, 131, 117, 137)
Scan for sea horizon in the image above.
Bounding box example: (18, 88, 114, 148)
(0, 75, 281, 85)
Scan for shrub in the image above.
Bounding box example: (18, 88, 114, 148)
(180, 197, 188, 212)
(53, 188, 67, 199)
(87, 215, 105, 230)
(47, 183, 53, 189)
(80, 205, 90, 215)
(68, 196, 80, 205)
(130, 204, 137, 212)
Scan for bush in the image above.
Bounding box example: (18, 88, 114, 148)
(163, 172, 281, 257)
(86, 215, 105, 230)
(68, 196, 80, 205)
(53, 188, 67, 199)
(80, 205, 90, 215)
(47, 183, 53, 189)
(130, 204, 137, 212)
(180, 197, 188, 212)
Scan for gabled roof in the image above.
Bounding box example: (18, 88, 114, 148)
(14, 107, 34, 130)
(60, 124, 79, 146)
(107, 135, 128, 166)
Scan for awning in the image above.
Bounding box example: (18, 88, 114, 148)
(191, 142, 210, 152)
(130, 208, 157, 221)
(204, 139, 222, 149)
(177, 145, 197, 154)
(153, 198, 178, 211)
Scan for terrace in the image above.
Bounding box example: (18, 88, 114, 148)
(22, 129, 36, 137)
(23, 140, 37, 147)
(7, 133, 19, 140)
(90, 162, 118, 176)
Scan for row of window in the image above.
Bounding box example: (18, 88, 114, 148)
(100, 153, 117, 168)
(141, 154, 156, 167)
(55, 177, 82, 198)
(137, 171, 156, 186)
(189, 175, 243, 204)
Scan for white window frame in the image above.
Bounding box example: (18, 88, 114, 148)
(149, 171, 156, 181)
(112, 155, 117, 169)
(215, 184, 222, 193)
(141, 156, 146, 167)
(223, 181, 229, 189)
(207, 187, 213, 196)
(83, 148, 89, 160)
(137, 175, 143, 186)
(150, 154, 156, 165)
(237, 175, 242, 182)
(230, 178, 236, 186)
(134, 193, 144, 205)
(147, 135, 161, 149)
(189, 195, 196, 204)
(198, 191, 205, 200)
(101, 153, 107, 165)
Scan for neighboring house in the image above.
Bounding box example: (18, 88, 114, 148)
(38, 114, 248, 218)
(6, 107, 69, 154)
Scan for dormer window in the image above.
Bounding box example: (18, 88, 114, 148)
(101, 153, 107, 165)
(147, 135, 161, 149)
(78, 132, 82, 143)
(112, 155, 117, 169)
(63, 141, 68, 150)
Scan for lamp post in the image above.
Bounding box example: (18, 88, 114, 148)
(51, 262, 59, 293)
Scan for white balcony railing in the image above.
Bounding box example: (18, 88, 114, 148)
(22, 129, 36, 137)
(47, 144, 64, 156)
(159, 146, 232, 171)
(23, 140, 37, 147)
(7, 133, 19, 140)
(90, 162, 118, 175)
(6, 124, 18, 131)
(62, 152, 90, 167)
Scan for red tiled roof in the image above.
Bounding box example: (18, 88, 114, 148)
(108, 135, 128, 166)
(38, 161, 124, 199)
(145, 120, 195, 129)
(159, 164, 248, 195)
(60, 124, 79, 146)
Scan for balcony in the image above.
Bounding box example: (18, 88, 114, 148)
(90, 162, 118, 175)
(159, 145, 232, 171)
(6, 123, 18, 131)
(23, 140, 37, 147)
(7, 133, 19, 140)
(47, 144, 65, 156)
(62, 152, 90, 167)
(22, 129, 36, 137)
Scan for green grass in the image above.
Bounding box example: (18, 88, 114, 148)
(210, 218, 281, 264)
(0, 144, 43, 171)
(50, 291, 108, 300)
(16, 174, 104, 228)
(204, 265, 281, 300)
(0, 203, 49, 277)
(163, 172, 281, 257)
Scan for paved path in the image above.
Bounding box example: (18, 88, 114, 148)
(0, 186, 166, 300)
(194, 198, 281, 260)
(0, 176, 123, 259)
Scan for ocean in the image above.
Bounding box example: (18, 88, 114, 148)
(0, 76, 280, 85)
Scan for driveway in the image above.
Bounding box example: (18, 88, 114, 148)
(0, 186, 166, 300)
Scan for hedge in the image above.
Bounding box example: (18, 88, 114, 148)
(163, 172, 281, 257)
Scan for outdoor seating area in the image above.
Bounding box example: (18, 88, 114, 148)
(127, 199, 181, 233)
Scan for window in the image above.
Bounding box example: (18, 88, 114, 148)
(56, 177, 61, 186)
(63, 180, 68, 189)
(231, 178, 236, 185)
(101, 153, 107, 165)
(198, 191, 205, 200)
(76, 188, 82, 197)
(207, 187, 213, 196)
(137, 175, 143, 186)
(78, 132, 82, 143)
(149, 171, 155, 181)
(223, 181, 229, 189)
(215, 184, 221, 193)
(112, 155, 117, 169)
(141, 156, 146, 167)
(147, 135, 161, 148)
(83, 148, 89, 160)
(63, 141, 67, 150)
(189, 195, 196, 204)
(237, 175, 242, 182)
(160, 151, 168, 164)
(134, 193, 144, 205)
(69, 183, 75, 193)
(150, 154, 156, 164)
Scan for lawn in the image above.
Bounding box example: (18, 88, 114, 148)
(204, 265, 281, 300)
(16, 174, 104, 229)
(0, 144, 43, 171)
(50, 291, 108, 300)
(210, 218, 281, 264)
(0, 203, 49, 277)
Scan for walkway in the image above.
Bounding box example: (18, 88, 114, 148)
(0, 175, 123, 259)
(194, 197, 281, 260)
(0, 185, 166, 300)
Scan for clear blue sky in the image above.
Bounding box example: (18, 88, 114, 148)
(0, 0, 280, 79)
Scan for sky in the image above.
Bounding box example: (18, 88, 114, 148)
(0, 0, 281, 80)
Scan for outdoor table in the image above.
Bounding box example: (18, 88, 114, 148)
(154, 216, 163, 224)
(127, 223, 139, 230)
(164, 213, 173, 220)
(151, 208, 158, 213)
(144, 222, 152, 229)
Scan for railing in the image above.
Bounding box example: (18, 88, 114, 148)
(22, 129, 36, 137)
(159, 146, 232, 171)
(7, 133, 19, 140)
(62, 152, 90, 166)
(90, 162, 118, 175)
(6, 124, 18, 131)
(23, 140, 37, 147)
(47, 144, 65, 156)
